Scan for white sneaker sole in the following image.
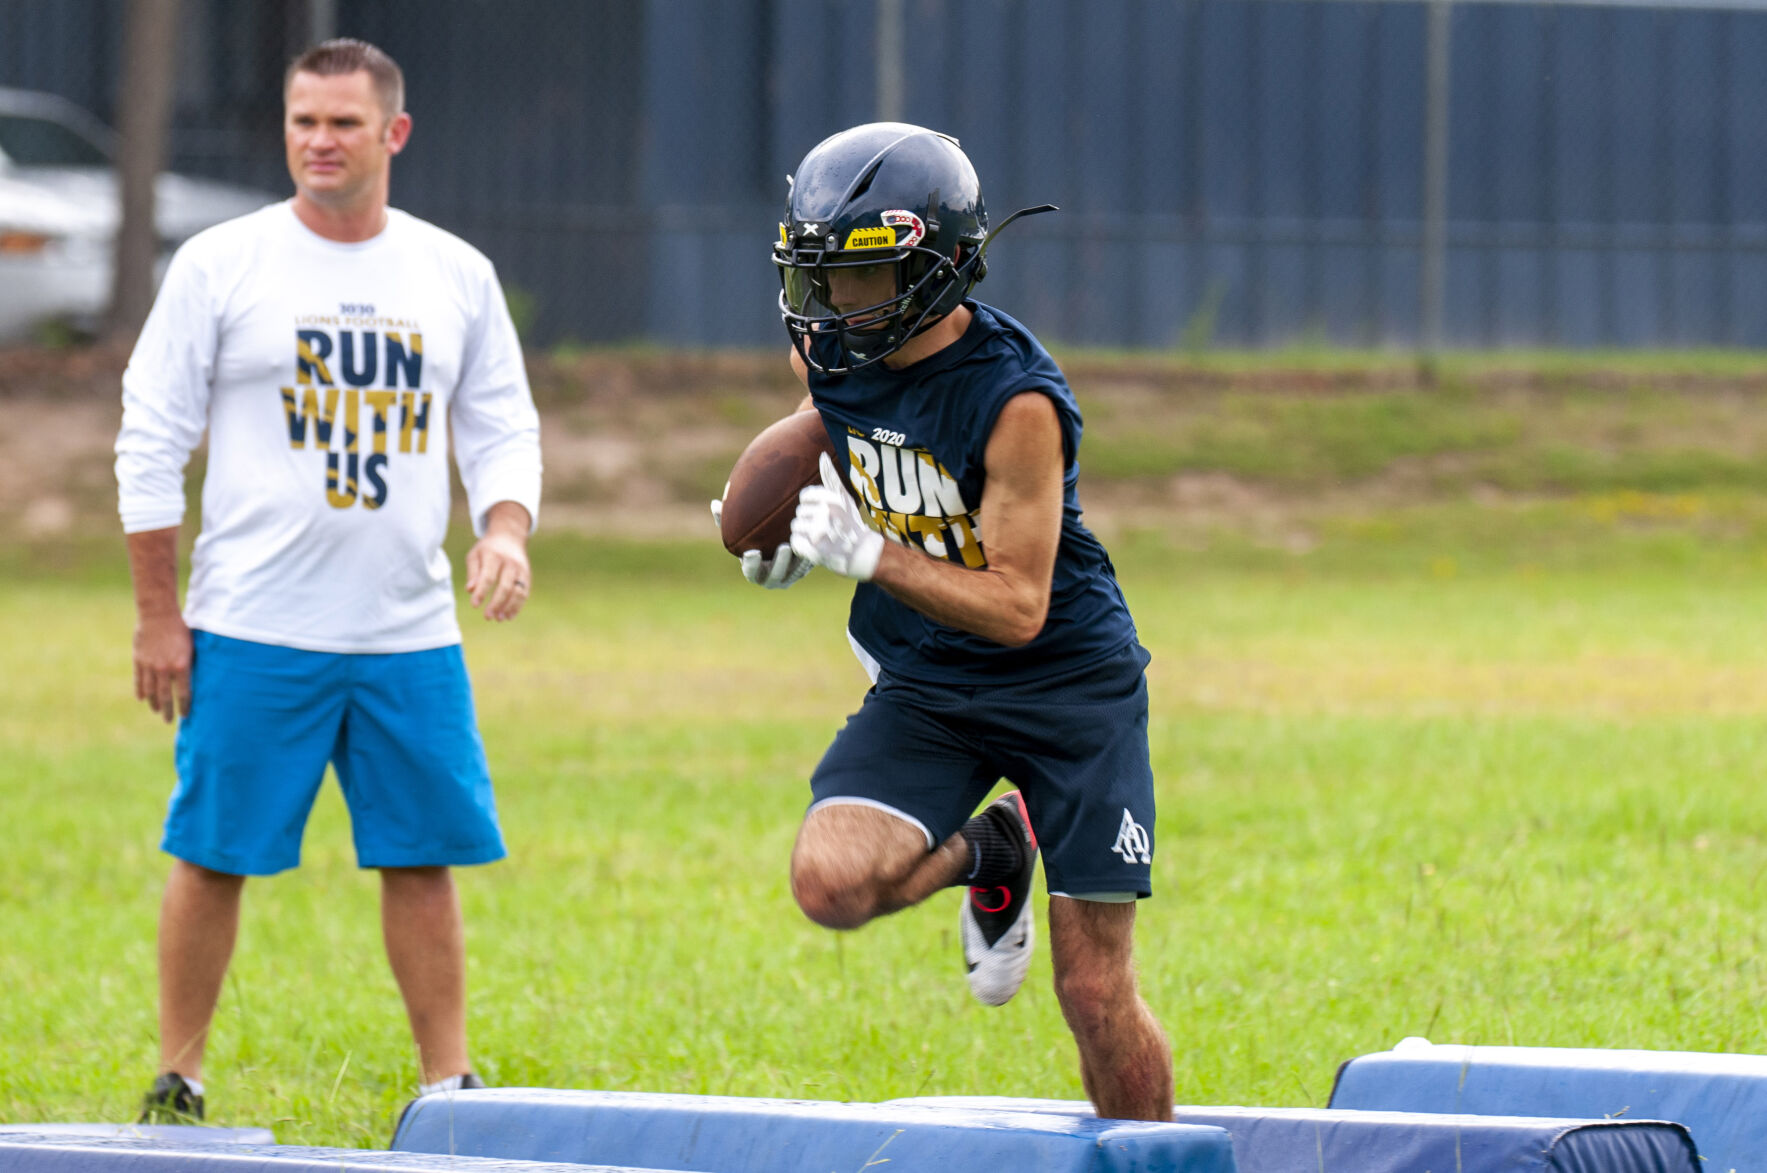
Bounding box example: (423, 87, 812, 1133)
(962, 896, 1035, 1006)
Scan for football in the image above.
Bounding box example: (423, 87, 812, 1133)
(720, 409, 841, 556)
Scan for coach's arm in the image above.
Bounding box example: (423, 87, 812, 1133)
(126, 527, 192, 723)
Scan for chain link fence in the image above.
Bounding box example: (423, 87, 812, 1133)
(6, 0, 1767, 349)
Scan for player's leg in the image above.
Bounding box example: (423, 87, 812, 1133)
(988, 641, 1167, 1087)
(336, 642, 503, 1086)
(155, 861, 245, 1084)
(380, 866, 469, 1084)
(148, 632, 345, 1116)
(790, 803, 970, 928)
(1048, 896, 1172, 1121)
(791, 675, 1000, 931)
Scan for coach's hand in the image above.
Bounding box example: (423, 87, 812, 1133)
(791, 453, 884, 581)
(712, 484, 812, 589)
(134, 610, 192, 724)
(468, 501, 533, 622)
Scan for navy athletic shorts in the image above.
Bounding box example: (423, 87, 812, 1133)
(808, 640, 1155, 898)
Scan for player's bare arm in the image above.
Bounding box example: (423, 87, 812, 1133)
(790, 388, 1063, 646)
(867, 391, 1063, 646)
(125, 526, 192, 723)
(465, 500, 532, 622)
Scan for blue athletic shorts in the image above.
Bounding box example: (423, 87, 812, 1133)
(164, 630, 506, 876)
(808, 641, 1156, 898)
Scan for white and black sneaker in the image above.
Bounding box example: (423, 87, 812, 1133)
(393, 1071, 487, 1143)
(960, 790, 1039, 1006)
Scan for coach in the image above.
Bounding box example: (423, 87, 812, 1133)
(115, 38, 540, 1121)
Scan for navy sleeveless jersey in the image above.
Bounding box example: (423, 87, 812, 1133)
(805, 301, 1137, 685)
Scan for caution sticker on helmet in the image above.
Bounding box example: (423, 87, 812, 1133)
(843, 226, 897, 250)
(881, 210, 926, 247)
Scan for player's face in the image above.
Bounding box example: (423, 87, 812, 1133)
(826, 262, 897, 324)
(284, 70, 410, 209)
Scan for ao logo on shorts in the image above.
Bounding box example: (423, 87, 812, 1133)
(1112, 808, 1151, 865)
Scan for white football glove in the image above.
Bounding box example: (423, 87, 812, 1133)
(791, 452, 884, 581)
(741, 545, 814, 588)
(711, 484, 814, 589)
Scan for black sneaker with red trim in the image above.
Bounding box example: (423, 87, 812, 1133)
(960, 790, 1039, 1006)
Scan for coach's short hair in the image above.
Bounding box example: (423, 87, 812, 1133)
(285, 38, 404, 118)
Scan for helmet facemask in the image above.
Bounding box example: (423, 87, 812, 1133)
(774, 235, 982, 375)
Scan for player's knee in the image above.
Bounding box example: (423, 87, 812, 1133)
(1053, 965, 1130, 1036)
(790, 864, 873, 930)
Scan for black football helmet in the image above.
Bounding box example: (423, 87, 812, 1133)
(774, 122, 1053, 374)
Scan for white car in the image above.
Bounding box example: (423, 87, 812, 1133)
(0, 87, 276, 342)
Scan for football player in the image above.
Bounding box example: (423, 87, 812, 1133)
(720, 123, 1172, 1121)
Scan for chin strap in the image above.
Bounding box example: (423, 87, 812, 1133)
(790, 327, 814, 372)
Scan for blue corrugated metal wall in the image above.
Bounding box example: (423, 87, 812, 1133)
(5, 0, 1766, 348)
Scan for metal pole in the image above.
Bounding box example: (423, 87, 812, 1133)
(876, 0, 904, 123)
(309, 0, 338, 45)
(1420, 0, 1452, 355)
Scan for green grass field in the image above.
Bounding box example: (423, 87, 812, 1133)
(6, 496, 1767, 1147)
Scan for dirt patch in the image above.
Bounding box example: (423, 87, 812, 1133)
(12, 344, 1767, 544)
(0, 346, 803, 541)
(0, 397, 125, 537)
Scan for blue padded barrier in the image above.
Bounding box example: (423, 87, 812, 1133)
(391, 1088, 1240, 1172)
(0, 1132, 674, 1172)
(888, 1096, 1700, 1173)
(0, 1123, 276, 1144)
(1329, 1039, 1767, 1173)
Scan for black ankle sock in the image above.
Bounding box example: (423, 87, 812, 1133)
(959, 807, 1023, 886)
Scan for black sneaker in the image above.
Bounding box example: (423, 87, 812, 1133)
(393, 1072, 487, 1142)
(960, 790, 1039, 1006)
(140, 1072, 203, 1123)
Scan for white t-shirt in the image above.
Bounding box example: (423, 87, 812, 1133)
(116, 201, 542, 653)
